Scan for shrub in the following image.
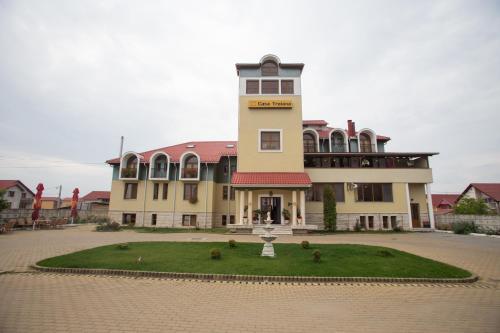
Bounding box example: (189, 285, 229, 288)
(376, 250, 394, 257)
(454, 198, 491, 215)
(95, 221, 121, 232)
(354, 222, 362, 232)
(301, 240, 310, 249)
(210, 248, 221, 259)
(312, 250, 321, 263)
(282, 209, 291, 221)
(228, 239, 237, 248)
(452, 221, 478, 235)
(323, 185, 337, 231)
(392, 225, 403, 232)
(117, 243, 129, 250)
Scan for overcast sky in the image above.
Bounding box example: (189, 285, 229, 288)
(1, 0, 499, 197)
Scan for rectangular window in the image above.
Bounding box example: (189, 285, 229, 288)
(246, 80, 259, 94)
(359, 216, 366, 229)
(390, 216, 397, 229)
(230, 215, 235, 224)
(368, 216, 374, 229)
(382, 216, 389, 229)
(122, 213, 136, 225)
(281, 80, 294, 94)
(182, 214, 196, 226)
(261, 80, 279, 94)
(123, 183, 138, 199)
(306, 183, 345, 202)
(8, 191, 14, 197)
(153, 183, 159, 200)
(222, 215, 227, 226)
(222, 186, 235, 201)
(21, 192, 26, 198)
(183, 183, 198, 201)
(151, 214, 157, 226)
(162, 183, 168, 200)
(260, 131, 281, 151)
(356, 183, 393, 202)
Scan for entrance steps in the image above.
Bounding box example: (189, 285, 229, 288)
(252, 225, 293, 235)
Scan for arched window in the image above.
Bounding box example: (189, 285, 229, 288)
(261, 61, 278, 76)
(120, 153, 139, 179)
(126, 155, 137, 169)
(359, 133, 372, 152)
(331, 132, 345, 152)
(150, 153, 169, 179)
(303, 133, 317, 153)
(182, 155, 199, 179)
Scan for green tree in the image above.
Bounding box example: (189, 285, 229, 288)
(0, 190, 10, 212)
(454, 198, 491, 215)
(323, 185, 337, 231)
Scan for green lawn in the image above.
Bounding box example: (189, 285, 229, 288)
(37, 242, 471, 278)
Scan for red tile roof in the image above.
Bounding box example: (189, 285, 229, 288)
(107, 141, 237, 164)
(0, 180, 35, 195)
(432, 194, 460, 208)
(303, 120, 328, 126)
(307, 125, 390, 141)
(231, 172, 311, 187)
(80, 191, 110, 201)
(465, 183, 500, 202)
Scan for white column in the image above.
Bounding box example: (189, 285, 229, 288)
(239, 190, 245, 225)
(405, 183, 412, 230)
(300, 190, 306, 225)
(426, 183, 435, 229)
(292, 190, 297, 226)
(248, 191, 253, 225)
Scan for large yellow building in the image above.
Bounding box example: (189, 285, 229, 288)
(107, 54, 437, 233)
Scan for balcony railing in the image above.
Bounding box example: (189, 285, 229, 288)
(359, 143, 376, 153)
(121, 167, 138, 178)
(151, 167, 168, 179)
(182, 168, 199, 179)
(304, 154, 430, 169)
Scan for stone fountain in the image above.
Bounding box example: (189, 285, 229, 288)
(260, 211, 277, 257)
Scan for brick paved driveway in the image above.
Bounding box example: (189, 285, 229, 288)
(1, 225, 499, 332)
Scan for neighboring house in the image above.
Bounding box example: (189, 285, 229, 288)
(457, 183, 500, 214)
(60, 198, 72, 208)
(78, 191, 110, 211)
(106, 54, 438, 232)
(40, 197, 60, 209)
(0, 180, 34, 209)
(431, 194, 460, 214)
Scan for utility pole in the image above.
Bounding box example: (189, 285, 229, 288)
(57, 185, 62, 217)
(119, 136, 124, 157)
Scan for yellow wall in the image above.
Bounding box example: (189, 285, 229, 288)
(409, 183, 429, 218)
(237, 95, 304, 172)
(40, 200, 57, 209)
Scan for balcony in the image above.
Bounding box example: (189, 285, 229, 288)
(304, 153, 435, 169)
(359, 143, 376, 153)
(181, 168, 199, 180)
(121, 167, 138, 179)
(151, 167, 168, 179)
(331, 144, 347, 153)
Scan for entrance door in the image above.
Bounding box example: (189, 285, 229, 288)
(260, 197, 281, 224)
(410, 203, 421, 228)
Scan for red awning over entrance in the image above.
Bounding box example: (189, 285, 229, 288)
(231, 172, 311, 188)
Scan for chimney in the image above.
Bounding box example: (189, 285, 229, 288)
(347, 120, 355, 137)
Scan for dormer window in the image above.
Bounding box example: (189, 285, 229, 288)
(180, 152, 200, 180)
(149, 152, 170, 180)
(261, 61, 278, 76)
(303, 133, 317, 153)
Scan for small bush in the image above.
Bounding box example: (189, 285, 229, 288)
(354, 222, 362, 232)
(452, 221, 478, 235)
(301, 240, 310, 249)
(312, 250, 321, 263)
(392, 225, 403, 232)
(210, 248, 221, 260)
(228, 239, 237, 248)
(96, 221, 121, 232)
(376, 250, 394, 257)
(117, 243, 129, 250)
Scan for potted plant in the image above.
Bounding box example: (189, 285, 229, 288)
(189, 196, 198, 204)
(282, 208, 290, 224)
(297, 208, 302, 224)
(242, 205, 248, 223)
(253, 209, 262, 223)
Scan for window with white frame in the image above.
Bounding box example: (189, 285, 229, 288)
(259, 130, 282, 152)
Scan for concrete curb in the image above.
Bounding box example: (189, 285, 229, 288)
(31, 264, 478, 284)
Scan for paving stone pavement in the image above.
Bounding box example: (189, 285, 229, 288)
(1, 225, 499, 332)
